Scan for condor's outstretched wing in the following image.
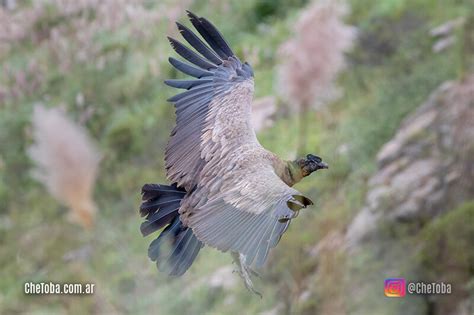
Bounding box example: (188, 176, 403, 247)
(165, 11, 254, 191)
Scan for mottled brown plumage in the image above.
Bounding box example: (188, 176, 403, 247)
(139, 11, 328, 291)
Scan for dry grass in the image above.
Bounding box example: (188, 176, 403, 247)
(278, 0, 357, 110)
(27, 105, 101, 228)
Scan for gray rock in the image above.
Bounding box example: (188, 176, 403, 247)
(347, 75, 474, 248)
(344, 75, 474, 314)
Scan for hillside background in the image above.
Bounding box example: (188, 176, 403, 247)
(0, 0, 473, 314)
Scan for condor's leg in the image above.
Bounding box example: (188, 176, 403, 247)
(231, 251, 262, 298)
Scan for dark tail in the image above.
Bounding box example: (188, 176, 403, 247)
(140, 183, 203, 276)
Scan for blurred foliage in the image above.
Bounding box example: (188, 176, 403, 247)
(0, 0, 473, 314)
(246, 0, 309, 28)
(418, 201, 474, 310)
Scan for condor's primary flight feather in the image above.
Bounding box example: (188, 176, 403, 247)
(139, 11, 328, 294)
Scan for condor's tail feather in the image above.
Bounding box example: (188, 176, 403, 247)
(140, 183, 203, 276)
(140, 183, 185, 236)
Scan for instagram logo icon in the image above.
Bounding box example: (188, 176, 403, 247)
(384, 278, 406, 297)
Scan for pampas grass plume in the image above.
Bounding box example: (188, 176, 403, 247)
(278, 0, 357, 109)
(28, 105, 101, 229)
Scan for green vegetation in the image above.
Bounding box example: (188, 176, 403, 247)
(0, 0, 472, 314)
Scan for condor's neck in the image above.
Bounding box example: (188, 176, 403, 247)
(272, 158, 304, 187)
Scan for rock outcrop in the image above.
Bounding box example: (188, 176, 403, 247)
(347, 75, 474, 247)
(344, 75, 474, 315)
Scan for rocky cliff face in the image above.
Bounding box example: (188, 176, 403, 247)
(344, 75, 474, 315)
(347, 75, 474, 246)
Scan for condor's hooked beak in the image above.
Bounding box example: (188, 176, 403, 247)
(318, 161, 329, 169)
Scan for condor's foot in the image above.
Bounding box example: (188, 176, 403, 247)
(231, 251, 262, 298)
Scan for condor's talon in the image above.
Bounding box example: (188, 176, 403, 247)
(231, 252, 263, 297)
(245, 282, 262, 299)
(248, 267, 261, 278)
